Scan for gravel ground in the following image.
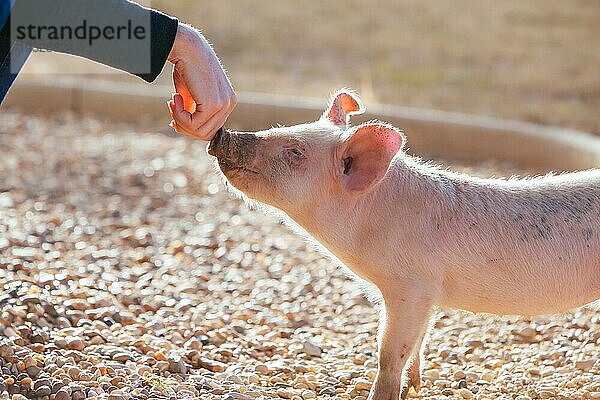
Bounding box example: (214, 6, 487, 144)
(0, 112, 598, 400)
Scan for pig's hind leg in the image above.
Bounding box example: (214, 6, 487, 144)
(401, 321, 436, 399)
(400, 334, 428, 399)
(368, 287, 432, 400)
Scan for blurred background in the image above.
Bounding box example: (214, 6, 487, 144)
(19, 0, 600, 134)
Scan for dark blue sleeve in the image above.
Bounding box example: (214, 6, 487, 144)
(0, 0, 12, 30)
(0, 0, 178, 82)
(0, 36, 31, 104)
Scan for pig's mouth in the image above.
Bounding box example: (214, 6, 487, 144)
(218, 160, 260, 175)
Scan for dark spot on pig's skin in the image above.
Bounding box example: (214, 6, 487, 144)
(583, 228, 593, 242)
(515, 213, 524, 220)
(528, 220, 550, 239)
(516, 191, 599, 227)
(513, 211, 552, 241)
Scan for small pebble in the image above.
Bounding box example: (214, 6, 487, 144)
(353, 379, 372, 391)
(319, 387, 336, 396)
(302, 341, 322, 358)
(112, 353, 134, 362)
(66, 337, 85, 351)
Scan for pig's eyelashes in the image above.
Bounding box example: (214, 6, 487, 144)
(284, 147, 306, 166)
(287, 148, 304, 157)
(343, 157, 353, 175)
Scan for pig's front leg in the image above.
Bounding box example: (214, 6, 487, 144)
(368, 291, 432, 400)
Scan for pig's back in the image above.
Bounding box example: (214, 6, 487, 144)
(435, 168, 600, 315)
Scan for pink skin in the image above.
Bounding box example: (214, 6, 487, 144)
(167, 23, 237, 141)
(210, 90, 600, 399)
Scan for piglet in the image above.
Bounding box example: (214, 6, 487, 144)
(208, 90, 600, 400)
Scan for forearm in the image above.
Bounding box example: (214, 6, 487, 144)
(0, 0, 178, 82)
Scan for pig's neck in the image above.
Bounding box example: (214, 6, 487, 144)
(288, 153, 445, 283)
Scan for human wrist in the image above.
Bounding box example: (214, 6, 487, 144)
(168, 23, 200, 64)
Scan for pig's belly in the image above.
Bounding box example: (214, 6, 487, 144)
(440, 246, 600, 316)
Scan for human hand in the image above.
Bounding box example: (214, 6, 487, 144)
(167, 24, 236, 140)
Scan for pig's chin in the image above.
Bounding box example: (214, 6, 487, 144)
(218, 160, 260, 176)
(217, 160, 260, 195)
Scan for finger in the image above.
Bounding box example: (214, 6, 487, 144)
(169, 119, 185, 134)
(171, 93, 196, 131)
(171, 102, 220, 137)
(187, 87, 236, 133)
(167, 98, 186, 134)
(171, 122, 202, 140)
(168, 99, 176, 116)
(186, 104, 231, 141)
(199, 98, 236, 137)
(168, 102, 187, 134)
(171, 120, 213, 140)
(173, 68, 196, 112)
(172, 92, 233, 138)
(188, 99, 222, 130)
(167, 100, 182, 133)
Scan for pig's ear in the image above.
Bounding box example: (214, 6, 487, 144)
(339, 123, 404, 193)
(321, 90, 364, 127)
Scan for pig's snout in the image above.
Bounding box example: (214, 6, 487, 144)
(207, 127, 226, 157)
(208, 129, 260, 170)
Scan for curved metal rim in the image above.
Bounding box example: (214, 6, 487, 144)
(5, 78, 600, 170)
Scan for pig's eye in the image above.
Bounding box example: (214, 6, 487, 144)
(343, 157, 353, 175)
(288, 148, 304, 157)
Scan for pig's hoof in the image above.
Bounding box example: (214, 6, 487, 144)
(400, 384, 419, 400)
(400, 364, 421, 399)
